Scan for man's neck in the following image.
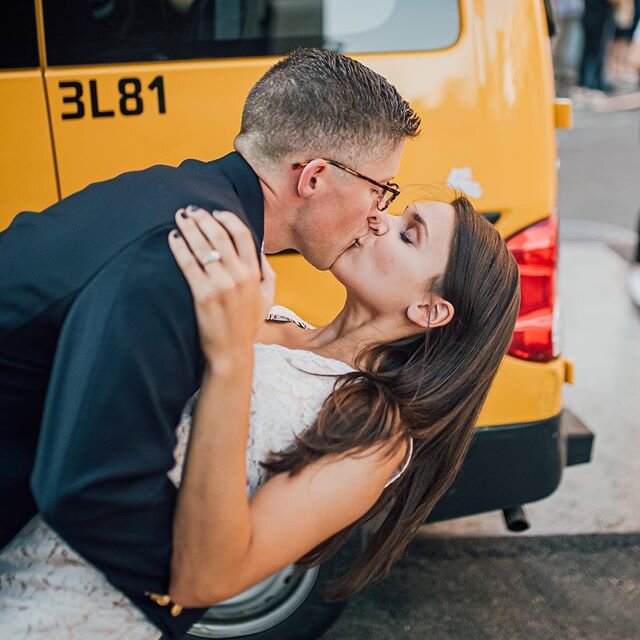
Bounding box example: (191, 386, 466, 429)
(235, 145, 296, 254)
(260, 178, 296, 254)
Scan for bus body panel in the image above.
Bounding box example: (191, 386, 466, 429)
(3, 0, 564, 429)
(0, 71, 58, 230)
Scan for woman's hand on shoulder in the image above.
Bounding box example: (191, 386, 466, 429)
(168, 206, 276, 369)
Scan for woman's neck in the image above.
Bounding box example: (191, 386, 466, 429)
(278, 299, 414, 368)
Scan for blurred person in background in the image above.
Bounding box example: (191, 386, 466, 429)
(628, 214, 640, 308)
(610, 0, 640, 86)
(627, 21, 640, 308)
(574, 0, 616, 102)
(553, 0, 585, 91)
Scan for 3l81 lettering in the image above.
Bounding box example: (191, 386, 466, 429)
(59, 76, 166, 120)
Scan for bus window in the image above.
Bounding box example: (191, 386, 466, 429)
(0, 2, 39, 69)
(42, 0, 460, 66)
(324, 0, 460, 54)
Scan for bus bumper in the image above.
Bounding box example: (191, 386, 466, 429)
(426, 409, 594, 523)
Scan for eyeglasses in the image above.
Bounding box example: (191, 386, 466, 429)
(292, 159, 401, 211)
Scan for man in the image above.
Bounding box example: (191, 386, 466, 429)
(0, 48, 420, 637)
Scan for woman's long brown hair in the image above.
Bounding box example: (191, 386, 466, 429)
(261, 195, 521, 600)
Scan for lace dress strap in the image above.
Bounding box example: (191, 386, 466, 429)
(384, 437, 414, 488)
(266, 305, 315, 330)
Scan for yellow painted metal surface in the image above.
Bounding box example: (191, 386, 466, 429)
(2, 0, 564, 427)
(477, 355, 566, 426)
(273, 0, 565, 426)
(43, 0, 558, 241)
(554, 98, 574, 129)
(270, 253, 347, 325)
(564, 359, 575, 385)
(0, 70, 58, 230)
(45, 61, 261, 198)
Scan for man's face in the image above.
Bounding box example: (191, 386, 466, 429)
(292, 142, 405, 270)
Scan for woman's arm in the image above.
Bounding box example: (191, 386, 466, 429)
(169, 354, 254, 607)
(171, 388, 407, 607)
(166, 207, 407, 608)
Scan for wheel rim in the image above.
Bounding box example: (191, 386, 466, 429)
(187, 565, 319, 638)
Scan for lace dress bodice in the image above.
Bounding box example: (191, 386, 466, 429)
(173, 305, 411, 500)
(0, 306, 412, 639)
(170, 342, 354, 495)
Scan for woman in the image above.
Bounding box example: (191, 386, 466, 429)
(0, 195, 520, 637)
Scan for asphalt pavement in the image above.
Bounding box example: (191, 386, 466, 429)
(322, 534, 640, 640)
(558, 107, 640, 232)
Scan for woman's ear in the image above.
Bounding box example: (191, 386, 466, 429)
(406, 297, 455, 329)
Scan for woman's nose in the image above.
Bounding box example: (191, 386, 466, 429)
(368, 210, 390, 236)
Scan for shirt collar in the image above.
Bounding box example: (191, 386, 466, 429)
(213, 151, 265, 251)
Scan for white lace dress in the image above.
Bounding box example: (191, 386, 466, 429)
(0, 306, 412, 639)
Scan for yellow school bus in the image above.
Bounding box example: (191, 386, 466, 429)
(1, 1, 593, 638)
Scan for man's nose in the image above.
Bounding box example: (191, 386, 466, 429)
(368, 209, 390, 236)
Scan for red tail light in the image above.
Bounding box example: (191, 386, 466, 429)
(506, 216, 559, 362)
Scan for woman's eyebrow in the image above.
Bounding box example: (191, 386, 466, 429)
(413, 212, 429, 240)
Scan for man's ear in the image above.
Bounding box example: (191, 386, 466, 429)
(406, 297, 455, 330)
(296, 160, 328, 199)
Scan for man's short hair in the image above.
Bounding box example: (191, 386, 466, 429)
(236, 48, 421, 165)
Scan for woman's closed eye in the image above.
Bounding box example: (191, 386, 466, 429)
(400, 226, 417, 245)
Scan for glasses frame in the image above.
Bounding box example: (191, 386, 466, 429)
(292, 159, 401, 211)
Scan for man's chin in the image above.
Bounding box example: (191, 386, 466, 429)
(327, 246, 354, 271)
(311, 250, 345, 272)
(300, 254, 331, 272)
(300, 244, 352, 271)
(328, 246, 355, 274)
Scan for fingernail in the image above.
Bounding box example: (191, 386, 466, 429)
(211, 210, 222, 217)
(187, 204, 199, 213)
(171, 230, 180, 239)
(179, 210, 188, 219)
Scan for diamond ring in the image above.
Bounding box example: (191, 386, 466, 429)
(202, 250, 222, 265)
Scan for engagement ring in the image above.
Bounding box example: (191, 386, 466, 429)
(202, 250, 222, 265)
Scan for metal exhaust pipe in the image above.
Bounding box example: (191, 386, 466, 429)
(502, 505, 530, 532)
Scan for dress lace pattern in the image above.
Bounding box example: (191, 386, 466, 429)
(0, 306, 412, 639)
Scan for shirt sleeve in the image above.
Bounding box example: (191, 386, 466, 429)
(30, 227, 204, 598)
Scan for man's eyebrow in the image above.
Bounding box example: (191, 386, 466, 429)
(413, 212, 429, 239)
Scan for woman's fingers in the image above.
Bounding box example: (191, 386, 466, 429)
(211, 211, 260, 274)
(173, 208, 217, 263)
(175, 207, 242, 273)
(168, 231, 210, 293)
(168, 230, 231, 303)
(169, 215, 273, 361)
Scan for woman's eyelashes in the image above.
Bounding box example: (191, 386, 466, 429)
(400, 227, 417, 245)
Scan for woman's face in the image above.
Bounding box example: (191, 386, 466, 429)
(331, 201, 456, 319)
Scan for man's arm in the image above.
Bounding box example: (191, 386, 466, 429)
(31, 227, 203, 601)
